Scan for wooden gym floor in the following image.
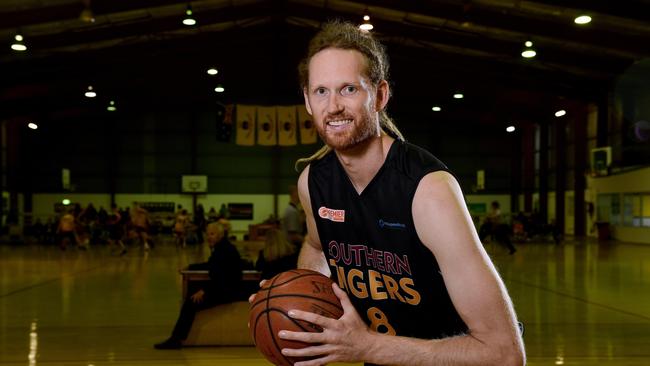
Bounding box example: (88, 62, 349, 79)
(0, 237, 648, 366)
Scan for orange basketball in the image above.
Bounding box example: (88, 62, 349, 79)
(249, 269, 343, 366)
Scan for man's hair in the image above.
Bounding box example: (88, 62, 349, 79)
(296, 20, 404, 170)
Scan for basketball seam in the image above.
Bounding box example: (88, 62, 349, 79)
(251, 293, 343, 313)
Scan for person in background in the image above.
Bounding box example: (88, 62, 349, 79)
(174, 209, 190, 248)
(255, 228, 298, 279)
(282, 185, 305, 250)
(131, 202, 152, 251)
(154, 222, 243, 349)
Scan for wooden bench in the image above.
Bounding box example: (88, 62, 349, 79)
(181, 269, 261, 346)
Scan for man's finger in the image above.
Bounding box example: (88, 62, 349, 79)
(287, 309, 336, 328)
(278, 330, 324, 343)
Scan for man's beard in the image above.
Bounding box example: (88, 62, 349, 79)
(317, 109, 379, 151)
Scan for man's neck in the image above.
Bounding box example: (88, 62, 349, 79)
(335, 134, 394, 194)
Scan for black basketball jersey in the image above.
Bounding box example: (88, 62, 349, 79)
(308, 140, 468, 341)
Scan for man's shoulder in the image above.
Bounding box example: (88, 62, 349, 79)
(388, 140, 449, 181)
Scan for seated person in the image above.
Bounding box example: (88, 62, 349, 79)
(255, 228, 298, 280)
(154, 222, 243, 349)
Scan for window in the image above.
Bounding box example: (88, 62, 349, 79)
(623, 194, 641, 227)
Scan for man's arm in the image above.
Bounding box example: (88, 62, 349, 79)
(296, 166, 330, 276)
(280, 171, 524, 366)
(361, 171, 525, 365)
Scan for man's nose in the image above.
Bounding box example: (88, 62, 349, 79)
(326, 93, 344, 114)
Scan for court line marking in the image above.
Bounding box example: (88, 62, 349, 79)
(505, 277, 650, 321)
(0, 265, 104, 298)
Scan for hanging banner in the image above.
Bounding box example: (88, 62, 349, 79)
(277, 106, 297, 146)
(297, 105, 317, 144)
(257, 106, 277, 146)
(235, 104, 256, 146)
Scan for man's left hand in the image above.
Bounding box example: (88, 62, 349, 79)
(278, 283, 374, 366)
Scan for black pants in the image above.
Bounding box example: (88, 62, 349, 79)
(171, 295, 229, 340)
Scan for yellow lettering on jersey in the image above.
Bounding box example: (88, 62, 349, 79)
(400, 277, 421, 305)
(368, 270, 388, 300)
(330, 259, 347, 290)
(348, 269, 368, 298)
(381, 273, 405, 303)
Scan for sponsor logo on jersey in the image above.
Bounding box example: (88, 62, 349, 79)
(318, 206, 345, 222)
(378, 219, 406, 230)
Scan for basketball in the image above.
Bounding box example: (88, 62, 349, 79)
(249, 269, 344, 366)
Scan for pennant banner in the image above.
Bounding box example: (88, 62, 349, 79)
(277, 106, 297, 146)
(257, 106, 277, 146)
(297, 105, 317, 144)
(235, 104, 256, 146)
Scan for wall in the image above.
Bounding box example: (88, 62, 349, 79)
(588, 167, 650, 244)
(29, 193, 296, 239)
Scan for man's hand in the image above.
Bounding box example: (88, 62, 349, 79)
(248, 279, 268, 304)
(190, 289, 205, 304)
(277, 283, 373, 366)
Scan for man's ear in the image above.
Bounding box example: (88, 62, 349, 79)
(375, 80, 390, 111)
(303, 88, 313, 115)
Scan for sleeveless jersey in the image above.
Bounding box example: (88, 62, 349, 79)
(308, 140, 468, 341)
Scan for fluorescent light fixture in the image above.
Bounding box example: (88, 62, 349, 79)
(574, 15, 592, 25)
(506, 126, 516, 133)
(359, 15, 373, 31)
(521, 49, 536, 58)
(28, 122, 38, 130)
(214, 85, 225, 93)
(555, 109, 566, 117)
(11, 34, 27, 51)
(85, 85, 96, 98)
(453, 93, 464, 99)
(107, 100, 116, 111)
(525, 41, 533, 47)
(62, 199, 71, 205)
(207, 68, 218, 75)
(183, 5, 196, 26)
(432, 106, 442, 112)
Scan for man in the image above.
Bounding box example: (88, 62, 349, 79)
(154, 222, 243, 349)
(282, 185, 305, 249)
(275, 22, 525, 366)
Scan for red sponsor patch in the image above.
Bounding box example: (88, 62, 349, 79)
(318, 206, 345, 223)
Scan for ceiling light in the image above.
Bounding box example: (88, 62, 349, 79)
(453, 93, 464, 99)
(521, 49, 536, 58)
(11, 34, 27, 51)
(107, 100, 116, 112)
(555, 109, 566, 117)
(85, 85, 96, 98)
(183, 5, 196, 26)
(79, 0, 95, 23)
(521, 40, 536, 58)
(432, 106, 442, 112)
(574, 15, 592, 25)
(62, 199, 71, 205)
(207, 68, 218, 75)
(28, 122, 38, 130)
(214, 85, 225, 93)
(359, 14, 373, 31)
(506, 126, 516, 133)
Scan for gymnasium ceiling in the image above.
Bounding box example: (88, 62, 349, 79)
(1, 0, 649, 126)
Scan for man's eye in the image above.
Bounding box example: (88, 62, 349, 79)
(342, 86, 357, 95)
(315, 88, 327, 95)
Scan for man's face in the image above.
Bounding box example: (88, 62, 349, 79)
(304, 48, 383, 151)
